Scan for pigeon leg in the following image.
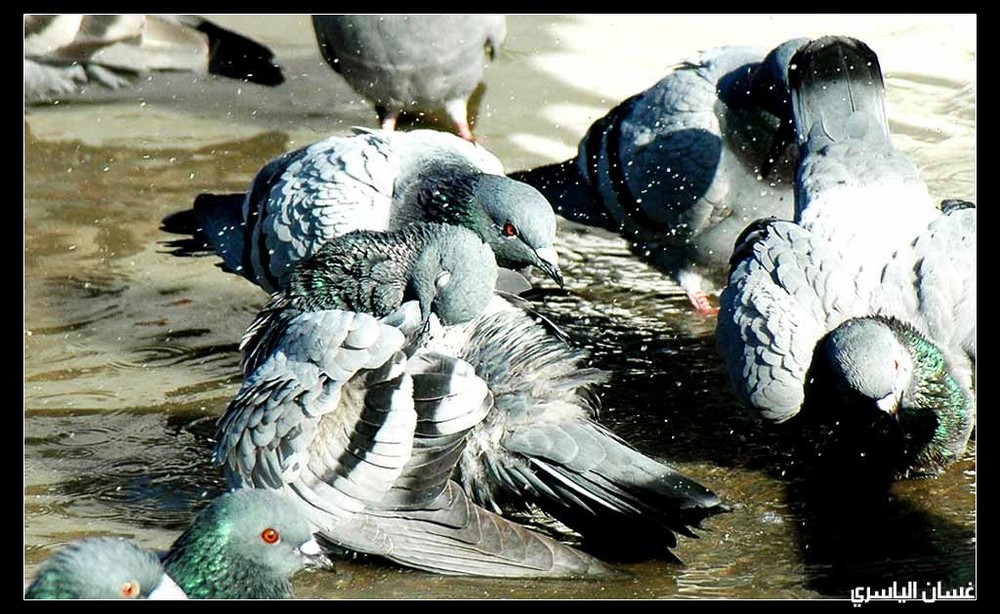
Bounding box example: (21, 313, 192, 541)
(688, 289, 719, 315)
(376, 105, 399, 132)
(445, 98, 475, 141)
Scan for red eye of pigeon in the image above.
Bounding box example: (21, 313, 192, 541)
(261, 528, 280, 544)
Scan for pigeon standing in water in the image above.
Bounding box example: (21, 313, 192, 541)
(24, 14, 284, 104)
(163, 488, 323, 599)
(214, 223, 612, 577)
(311, 15, 506, 141)
(716, 36, 975, 479)
(161, 128, 562, 292)
(25, 537, 188, 599)
(510, 38, 811, 313)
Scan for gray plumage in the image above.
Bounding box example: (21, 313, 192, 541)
(214, 224, 611, 577)
(25, 537, 187, 600)
(510, 38, 811, 312)
(423, 293, 725, 560)
(715, 36, 975, 475)
(24, 14, 283, 104)
(161, 128, 562, 291)
(311, 15, 507, 141)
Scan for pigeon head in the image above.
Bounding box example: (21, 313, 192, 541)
(164, 489, 322, 599)
(407, 224, 498, 326)
(821, 316, 913, 417)
(474, 174, 563, 287)
(812, 316, 975, 478)
(411, 167, 563, 287)
(25, 537, 187, 600)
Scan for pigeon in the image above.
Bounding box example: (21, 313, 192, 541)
(164, 128, 722, 560)
(428, 292, 727, 560)
(163, 488, 324, 599)
(214, 223, 612, 577)
(311, 15, 507, 141)
(24, 15, 284, 104)
(25, 537, 188, 600)
(803, 315, 976, 479)
(715, 36, 976, 478)
(161, 128, 563, 291)
(509, 37, 812, 313)
(24, 488, 320, 600)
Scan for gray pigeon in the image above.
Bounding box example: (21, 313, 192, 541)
(427, 292, 726, 560)
(25, 537, 188, 600)
(715, 36, 976, 478)
(161, 128, 563, 291)
(214, 223, 612, 577)
(24, 15, 284, 104)
(311, 15, 506, 141)
(163, 488, 323, 599)
(509, 38, 812, 313)
(803, 315, 975, 478)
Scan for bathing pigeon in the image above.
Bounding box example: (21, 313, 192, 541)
(803, 315, 975, 479)
(24, 14, 284, 104)
(214, 223, 611, 577)
(25, 537, 188, 599)
(430, 292, 727, 560)
(509, 37, 811, 313)
(163, 488, 323, 599)
(715, 36, 976, 478)
(161, 127, 563, 291)
(311, 15, 506, 141)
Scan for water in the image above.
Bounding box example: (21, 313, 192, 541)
(23, 14, 976, 599)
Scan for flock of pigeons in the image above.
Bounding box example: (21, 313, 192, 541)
(24, 15, 975, 599)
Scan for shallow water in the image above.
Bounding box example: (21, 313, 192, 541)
(23, 14, 975, 600)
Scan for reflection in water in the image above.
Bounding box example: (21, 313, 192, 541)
(24, 15, 974, 599)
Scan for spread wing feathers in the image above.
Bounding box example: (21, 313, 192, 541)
(330, 482, 613, 578)
(717, 219, 871, 421)
(448, 301, 744, 543)
(374, 352, 492, 510)
(214, 307, 409, 500)
(503, 420, 724, 549)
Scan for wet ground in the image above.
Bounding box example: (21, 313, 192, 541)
(24, 14, 975, 600)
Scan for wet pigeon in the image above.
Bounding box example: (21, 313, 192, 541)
(25, 537, 188, 600)
(509, 38, 811, 313)
(716, 36, 976, 478)
(429, 292, 726, 560)
(24, 14, 284, 104)
(163, 488, 323, 599)
(161, 128, 562, 291)
(214, 223, 611, 577)
(804, 316, 975, 478)
(311, 15, 506, 141)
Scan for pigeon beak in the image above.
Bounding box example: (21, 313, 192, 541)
(876, 393, 900, 418)
(147, 573, 188, 600)
(533, 247, 564, 287)
(297, 536, 330, 568)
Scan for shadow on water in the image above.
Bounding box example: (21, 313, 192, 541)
(784, 458, 976, 597)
